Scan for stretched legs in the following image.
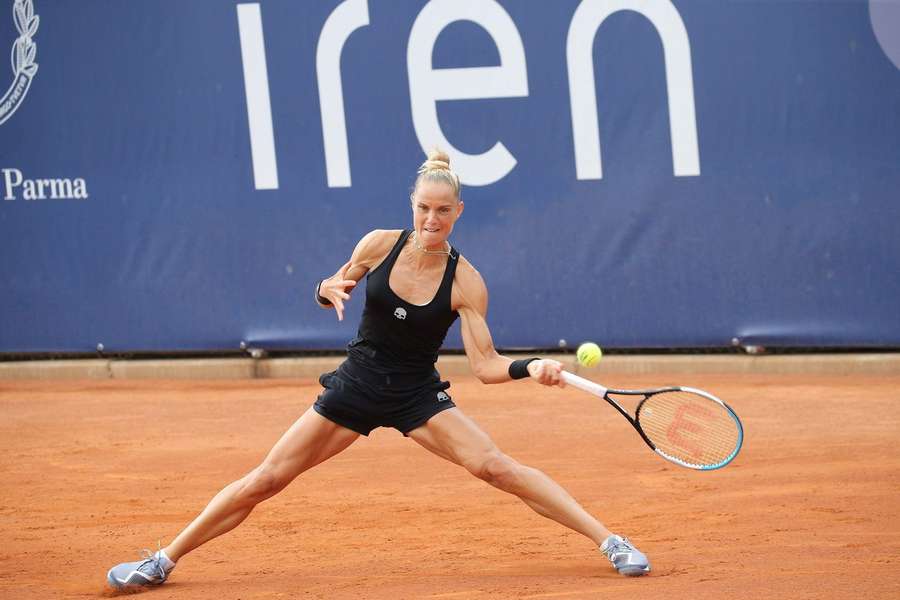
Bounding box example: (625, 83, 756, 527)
(407, 408, 612, 545)
(163, 408, 359, 561)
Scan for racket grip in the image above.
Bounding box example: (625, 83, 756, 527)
(561, 371, 608, 397)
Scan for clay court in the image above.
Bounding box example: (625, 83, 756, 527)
(2, 368, 898, 599)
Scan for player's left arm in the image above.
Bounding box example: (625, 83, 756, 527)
(453, 260, 563, 386)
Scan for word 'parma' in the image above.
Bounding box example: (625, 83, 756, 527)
(3, 168, 89, 201)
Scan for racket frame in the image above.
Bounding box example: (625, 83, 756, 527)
(561, 371, 743, 470)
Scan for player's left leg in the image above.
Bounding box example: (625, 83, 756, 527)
(407, 407, 649, 575)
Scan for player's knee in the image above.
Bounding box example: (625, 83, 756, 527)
(237, 464, 289, 505)
(471, 453, 521, 491)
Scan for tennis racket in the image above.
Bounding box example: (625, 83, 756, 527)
(562, 371, 743, 470)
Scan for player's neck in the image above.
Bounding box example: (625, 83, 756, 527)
(403, 241, 448, 270)
(409, 232, 450, 257)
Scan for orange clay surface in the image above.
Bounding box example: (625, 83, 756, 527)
(1, 373, 899, 599)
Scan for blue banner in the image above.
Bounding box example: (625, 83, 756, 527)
(2, 0, 899, 353)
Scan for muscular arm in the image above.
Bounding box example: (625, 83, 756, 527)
(455, 262, 563, 386)
(316, 230, 398, 321)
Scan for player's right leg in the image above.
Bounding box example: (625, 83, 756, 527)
(107, 407, 359, 590)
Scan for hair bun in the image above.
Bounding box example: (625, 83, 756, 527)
(418, 149, 451, 174)
(427, 149, 450, 165)
(412, 147, 460, 198)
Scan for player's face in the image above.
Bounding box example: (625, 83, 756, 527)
(411, 181, 463, 248)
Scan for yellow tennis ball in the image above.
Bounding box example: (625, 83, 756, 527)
(577, 342, 603, 367)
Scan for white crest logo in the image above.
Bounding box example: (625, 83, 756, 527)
(393, 307, 407, 320)
(437, 391, 450, 403)
(0, 0, 38, 126)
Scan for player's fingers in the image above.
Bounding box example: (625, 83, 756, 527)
(334, 298, 345, 321)
(547, 365, 561, 386)
(341, 279, 357, 289)
(534, 361, 557, 386)
(542, 361, 564, 387)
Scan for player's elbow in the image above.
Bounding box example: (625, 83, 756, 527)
(478, 372, 501, 385)
(471, 360, 505, 384)
(470, 360, 492, 384)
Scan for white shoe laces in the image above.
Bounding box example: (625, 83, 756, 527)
(603, 537, 636, 558)
(135, 541, 170, 580)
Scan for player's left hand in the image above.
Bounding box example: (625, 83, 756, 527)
(527, 359, 565, 387)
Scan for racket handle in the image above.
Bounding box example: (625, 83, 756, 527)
(561, 371, 608, 397)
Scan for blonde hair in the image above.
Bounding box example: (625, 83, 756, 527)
(413, 149, 461, 199)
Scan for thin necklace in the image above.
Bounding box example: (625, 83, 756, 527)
(411, 231, 451, 256)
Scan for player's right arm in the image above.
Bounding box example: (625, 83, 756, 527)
(316, 229, 399, 321)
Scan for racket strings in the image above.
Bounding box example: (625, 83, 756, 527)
(637, 391, 740, 467)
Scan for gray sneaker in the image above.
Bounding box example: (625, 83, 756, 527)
(107, 549, 175, 590)
(600, 534, 650, 576)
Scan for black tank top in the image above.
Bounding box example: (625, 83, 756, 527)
(347, 229, 460, 374)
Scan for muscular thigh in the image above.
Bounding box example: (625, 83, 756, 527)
(407, 407, 499, 467)
(262, 407, 359, 478)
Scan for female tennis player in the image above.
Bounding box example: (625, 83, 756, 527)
(107, 151, 650, 590)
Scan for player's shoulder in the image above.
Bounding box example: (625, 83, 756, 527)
(360, 228, 403, 245)
(355, 229, 402, 260)
(452, 255, 488, 311)
(455, 255, 485, 289)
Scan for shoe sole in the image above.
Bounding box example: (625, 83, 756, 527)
(107, 569, 161, 590)
(106, 571, 124, 590)
(619, 566, 651, 576)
